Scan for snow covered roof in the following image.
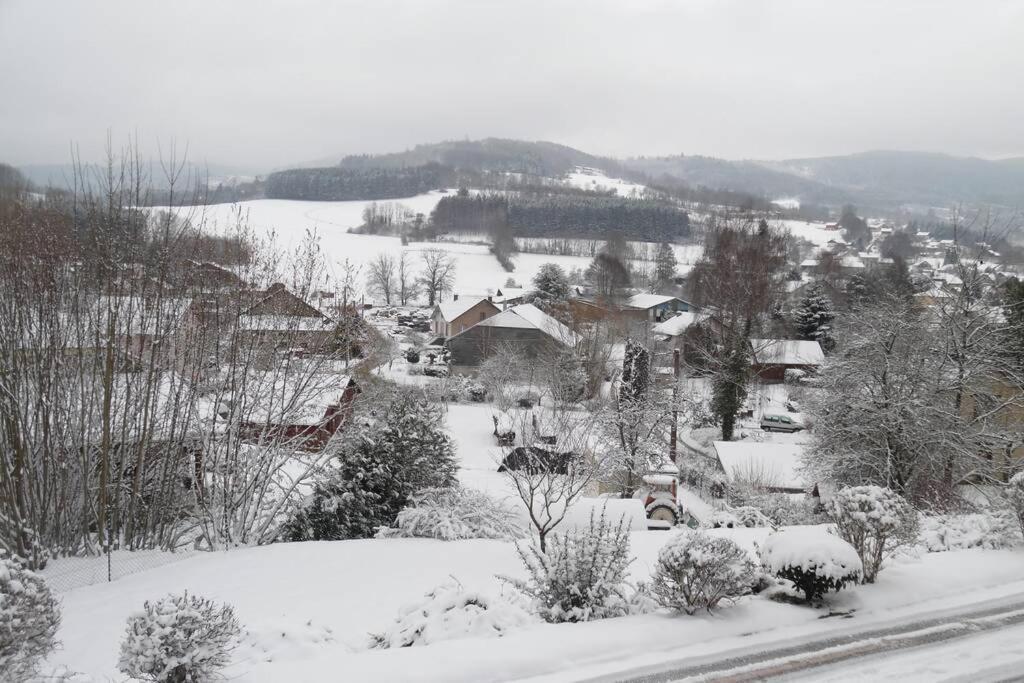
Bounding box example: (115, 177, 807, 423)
(238, 315, 333, 332)
(470, 303, 579, 346)
(799, 258, 819, 267)
(493, 287, 530, 304)
(651, 311, 707, 337)
(235, 373, 355, 426)
(713, 441, 808, 491)
(750, 339, 824, 366)
(839, 256, 865, 269)
(626, 293, 685, 310)
(436, 297, 494, 322)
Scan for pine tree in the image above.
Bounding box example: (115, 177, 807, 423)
(282, 391, 458, 540)
(653, 242, 677, 291)
(531, 263, 570, 310)
(620, 340, 651, 405)
(794, 284, 836, 352)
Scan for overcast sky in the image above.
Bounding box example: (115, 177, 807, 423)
(2, 0, 1022, 170)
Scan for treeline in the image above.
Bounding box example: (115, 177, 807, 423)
(265, 162, 453, 200)
(431, 192, 690, 242)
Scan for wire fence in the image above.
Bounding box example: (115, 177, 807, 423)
(41, 547, 200, 593)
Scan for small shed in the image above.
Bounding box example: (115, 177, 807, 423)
(625, 294, 693, 323)
(750, 339, 824, 382)
(713, 441, 808, 494)
(236, 374, 360, 451)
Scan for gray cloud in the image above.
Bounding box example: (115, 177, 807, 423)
(2, 0, 1021, 169)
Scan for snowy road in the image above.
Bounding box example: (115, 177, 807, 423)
(578, 594, 1024, 683)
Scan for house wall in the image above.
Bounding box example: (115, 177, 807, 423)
(447, 326, 563, 366)
(433, 299, 499, 338)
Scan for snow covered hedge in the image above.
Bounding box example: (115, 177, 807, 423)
(707, 506, 773, 529)
(827, 486, 917, 583)
(918, 511, 1020, 552)
(118, 592, 240, 683)
(369, 581, 532, 649)
(377, 487, 523, 540)
(652, 531, 756, 614)
(0, 551, 61, 680)
(759, 529, 862, 604)
(504, 510, 633, 623)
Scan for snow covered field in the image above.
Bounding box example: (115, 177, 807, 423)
(563, 167, 647, 197)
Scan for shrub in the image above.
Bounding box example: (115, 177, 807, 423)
(118, 592, 240, 683)
(759, 529, 862, 604)
(503, 510, 633, 623)
(1007, 472, 1024, 539)
(783, 368, 807, 385)
(707, 511, 740, 529)
(0, 551, 61, 680)
(282, 390, 458, 541)
(377, 487, 523, 540)
(678, 459, 728, 499)
(918, 511, 1020, 552)
(368, 581, 532, 649)
(827, 485, 917, 583)
(651, 531, 756, 614)
(466, 381, 488, 402)
(731, 506, 774, 528)
(405, 349, 420, 364)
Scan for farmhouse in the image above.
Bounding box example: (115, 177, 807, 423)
(445, 303, 580, 366)
(431, 295, 500, 338)
(713, 441, 809, 494)
(624, 293, 693, 323)
(749, 338, 824, 382)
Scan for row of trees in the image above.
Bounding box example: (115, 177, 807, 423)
(0, 148, 371, 566)
(265, 163, 452, 201)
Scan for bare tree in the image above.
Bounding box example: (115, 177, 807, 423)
(366, 252, 397, 305)
(418, 248, 456, 306)
(397, 251, 417, 305)
(498, 406, 602, 552)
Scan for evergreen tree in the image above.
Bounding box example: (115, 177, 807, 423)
(531, 263, 570, 310)
(712, 335, 749, 441)
(794, 284, 836, 352)
(282, 391, 458, 541)
(620, 340, 651, 405)
(839, 205, 870, 250)
(653, 242, 677, 291)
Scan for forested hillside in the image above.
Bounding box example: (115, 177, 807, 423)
(265, 163, 454, 200)
(431, 191, 690, 241)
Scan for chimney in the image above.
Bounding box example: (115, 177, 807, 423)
(487, 295, 492, 302)
(453, 293, 459, 301)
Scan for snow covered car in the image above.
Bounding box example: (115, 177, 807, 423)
(634, 474, 682, 528)
(760, 414, 804, 433)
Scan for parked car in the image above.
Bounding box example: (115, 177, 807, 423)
(760, 413, 804, 432)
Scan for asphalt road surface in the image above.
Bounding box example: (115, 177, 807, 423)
(580, 595, 1024, 683)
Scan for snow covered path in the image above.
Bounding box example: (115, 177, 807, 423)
(582, 592, 1024, 682)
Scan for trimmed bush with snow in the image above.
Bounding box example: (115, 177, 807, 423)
(919, 511, 1020, 552)
(759, 529, 862, 604)
(118, 592, 240, 683)
(369, 581, 532, 649)
(651, 531, 756, 614)
(827, 485, 917, 583)
(504, 510, 633, 623)
(0, 551, 61, 680)
(377, 487, 523, 540)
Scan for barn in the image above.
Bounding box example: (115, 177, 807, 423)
(445, 303, 579, 366)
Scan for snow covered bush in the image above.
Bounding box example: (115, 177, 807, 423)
(827, 486, 917, 583)
(1007, 471, 1024, 539)
(678, 459, 728, 499)
(368, 581, 532, 649)
(784, 368, 807, 385)
(0, 551, 61, 680)
(651, 531, 756, 614)
(282, 390, 458, 541)
(503, 510, 633, 623)
(759, 529, 862, 604)
(707, 510, 740, 529)
(377, 487, 523, 540)
(918, 512, 1020, 552)
(118, 592, 240, 683)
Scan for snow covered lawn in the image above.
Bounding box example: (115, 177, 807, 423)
(45, 530, 1024, 682)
